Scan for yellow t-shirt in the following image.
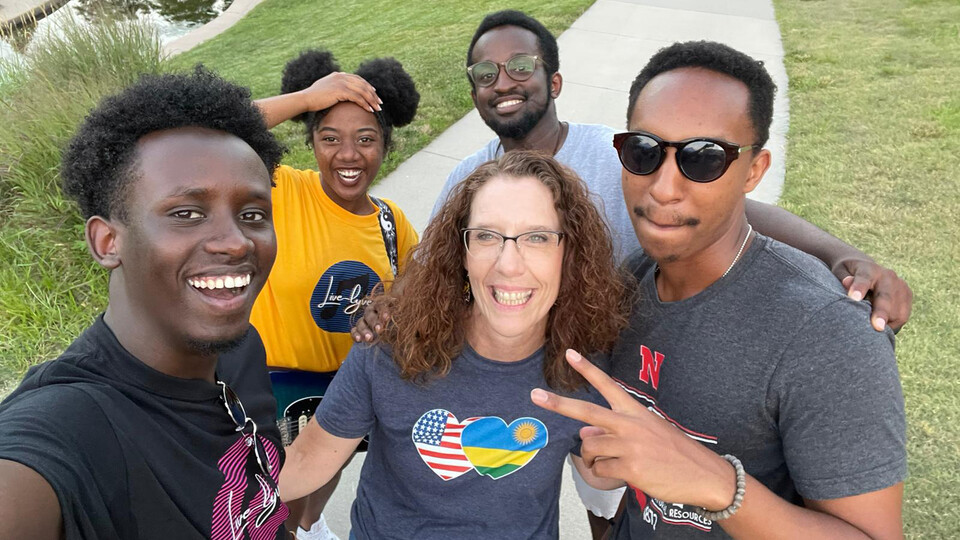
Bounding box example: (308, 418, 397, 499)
(250, 165, 418, 372)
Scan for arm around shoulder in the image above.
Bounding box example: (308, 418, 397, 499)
(744, 199, 913, 331)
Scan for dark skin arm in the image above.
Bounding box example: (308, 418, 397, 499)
(0, 459, 62, 539)
(745, 199, 912, 331)
(532, 350, 904, 540)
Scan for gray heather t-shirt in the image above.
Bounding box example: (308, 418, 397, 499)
(431, 123, 639, 262)
(316, 343, 598, 539)
(611, 234, 906, 539)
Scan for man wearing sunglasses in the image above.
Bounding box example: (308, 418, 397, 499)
(0, 70, 290, 538)
(533, 41, 905, 539)
(429, 10, 912, 334)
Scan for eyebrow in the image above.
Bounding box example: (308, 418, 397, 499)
(318, 126, 380, 134)
(163, 187, 211, 200)
(470, 224, 558, 232)
(161, 186, 271, 203)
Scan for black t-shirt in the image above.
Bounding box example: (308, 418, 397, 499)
(0, 316, 289, 539)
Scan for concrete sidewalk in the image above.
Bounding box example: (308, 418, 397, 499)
(328, 1, 790, 538)
(0, 0, 64, 30)
(372, 0, 789, 234)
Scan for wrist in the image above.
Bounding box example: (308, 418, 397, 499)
(701, 453, 738, 511)
(296, 88, 321, 114)
(696, 454, 746, 522)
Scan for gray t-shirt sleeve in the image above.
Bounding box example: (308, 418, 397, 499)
(315, 344, 377, 439)
(429, 139, 499, 221)
(769, 298, 907, 500)
(429, 167, 460, 220)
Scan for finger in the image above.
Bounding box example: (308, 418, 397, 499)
(591, 455, 629, 481)
(345, 75, 381, 112)
(530, 388, 623, 429)
(353, 318, 374, 342)
(361, 309, 381, 338)
(873, 273, 912, 332)
(580, 433, 624, 468)
(580, 425, 608, 439)
(563, 349, 641, 411)
(888, 286, 912, 333)
(845, 274, 874, 303)
(867, 290, 892, 332)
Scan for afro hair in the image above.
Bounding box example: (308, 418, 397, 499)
(280, 49, 420, 150)
(61, 65, 284, 221)
(627, 41, 777, 147)
(466, 10, 559, 87)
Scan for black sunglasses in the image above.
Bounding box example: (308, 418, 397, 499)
(218, 380, 272, 478)
(613, 131, 758, 183)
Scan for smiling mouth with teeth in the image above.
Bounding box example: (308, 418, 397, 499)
(336, 169, 363, 183)
(493, 288, 533, 306)
(495, 99, 525, 110)
(187, 274, 252, 297)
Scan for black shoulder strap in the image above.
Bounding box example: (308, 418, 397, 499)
(369, 196, 399, 278)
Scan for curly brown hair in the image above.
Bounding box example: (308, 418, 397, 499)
(374, 151, 631, 392)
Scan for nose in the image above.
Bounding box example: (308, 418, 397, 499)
(491, 65, 518, 93)
(494, 238, 526, 276)
(204, 214, 253, 259)
(336, 138, 361, 161)
(647, 148, 685, 204)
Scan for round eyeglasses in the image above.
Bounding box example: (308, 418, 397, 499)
(613, 131, 758, 183)
(462, 228, 564, 260)
(467, 54, 543, 88)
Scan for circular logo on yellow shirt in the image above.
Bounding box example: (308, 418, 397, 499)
(309, 260, 381, 333)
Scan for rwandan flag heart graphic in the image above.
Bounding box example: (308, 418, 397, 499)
(460, 416, 549, 479)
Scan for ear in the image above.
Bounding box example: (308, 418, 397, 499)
(85, 216, 122, 270)
(743, 148, 772, 194)
(550, 72, 563, 99)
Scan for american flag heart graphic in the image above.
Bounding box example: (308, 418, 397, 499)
(412, 408, 478, 481)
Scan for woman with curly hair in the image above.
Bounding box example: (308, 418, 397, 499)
(280, 150, 631, 539)
(250, 50, 420, 539)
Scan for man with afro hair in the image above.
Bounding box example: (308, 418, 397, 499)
(0, 67, 291, 539)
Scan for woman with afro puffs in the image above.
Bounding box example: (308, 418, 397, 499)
(250, 50, 420, 540)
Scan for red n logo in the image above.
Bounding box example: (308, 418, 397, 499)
(638, 345, 665, 390)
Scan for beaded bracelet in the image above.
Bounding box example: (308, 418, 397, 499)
(694, 454, 746, 521)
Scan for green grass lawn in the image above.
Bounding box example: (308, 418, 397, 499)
(168, 0, 597, 178)
(773, 0, 960, 536)
(1, 0, 957, 535)
(0, 0, 595, 394)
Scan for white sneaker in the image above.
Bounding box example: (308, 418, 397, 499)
(296, 514, 340, 540)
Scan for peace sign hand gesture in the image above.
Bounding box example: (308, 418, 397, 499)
(531, 349, 737, 512)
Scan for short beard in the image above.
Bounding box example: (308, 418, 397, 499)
(185, 327, 248, 357)
(484, 95, 551, 140)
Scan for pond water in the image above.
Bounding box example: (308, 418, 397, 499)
(1, 0, 234, 63)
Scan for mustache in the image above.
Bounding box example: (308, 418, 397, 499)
(633, 206, 700, 227)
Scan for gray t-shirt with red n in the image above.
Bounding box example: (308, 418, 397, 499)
(611, 234, 907, 539)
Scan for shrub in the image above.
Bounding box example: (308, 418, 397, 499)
(0, 14, 163, 391)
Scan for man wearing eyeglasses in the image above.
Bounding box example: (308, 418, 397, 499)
(532, 41, 905, 539)
(430, 10, 912, 332)
(0, 70, 290, 539)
